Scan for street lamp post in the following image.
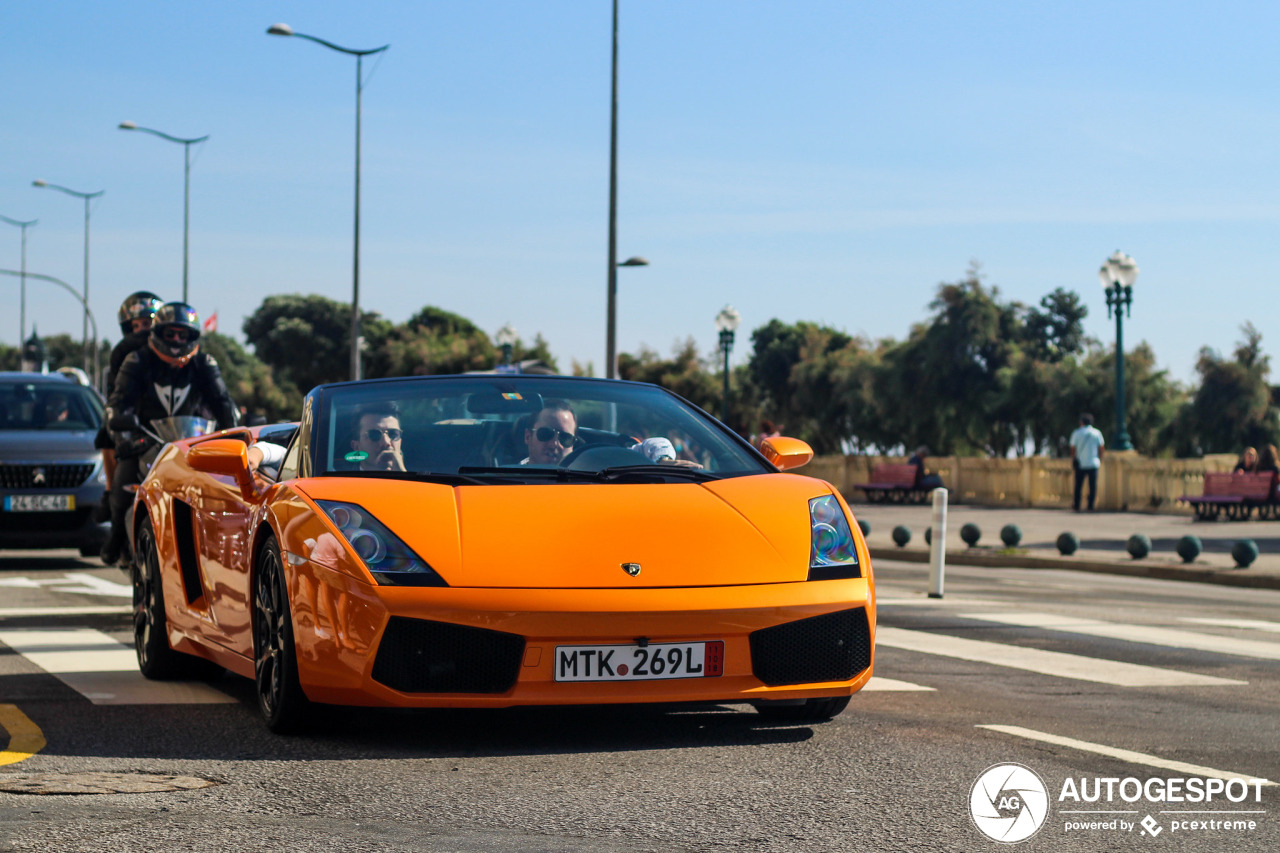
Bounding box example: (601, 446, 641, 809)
(268, 22, 390, 382)
(495, 323, 518, 372)
(714, 305, 741, 425)
(0, 269, 101, 386)
(118, 122, 208, 302)
(0, 215, 37, 345)
(606, 256, 649, 378)
(33, 181, 104, 373)
(1099, 250, 1139, 452)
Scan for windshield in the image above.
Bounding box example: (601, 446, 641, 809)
(0, 381, 103, 431)
(311, 376, 768, 483)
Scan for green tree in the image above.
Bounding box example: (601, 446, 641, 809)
(618, 338, 720, 416)
(243, 294, 392, 394)
(1175, 323, 1277, 455)
(200, 333, 300, 423)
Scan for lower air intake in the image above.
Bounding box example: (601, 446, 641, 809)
(371, 617, 525, 694)
(749, 607, 871, 686)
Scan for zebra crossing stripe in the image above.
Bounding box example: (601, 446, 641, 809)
(875, 627, 1246, 687)
(0, 628, 236, 705)
(961, 612, 1280, 660)
(862, 676, 935, 692)
(1181, 617, 1280, 634)
(977, 725, 1275, 786)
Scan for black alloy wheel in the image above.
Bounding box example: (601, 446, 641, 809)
(134, 521, 183, 679)
(253, 536, 308, 733)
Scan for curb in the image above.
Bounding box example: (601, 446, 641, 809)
(868, 547, 1280, 591)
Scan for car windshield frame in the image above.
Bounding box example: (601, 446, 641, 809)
(304, 375, 771, 484)
(0, 380, 104, 432)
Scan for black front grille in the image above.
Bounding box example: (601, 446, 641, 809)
(750, 608, 871, 686)
(0, 463, 95, 489)
(372, 617, 525, 694)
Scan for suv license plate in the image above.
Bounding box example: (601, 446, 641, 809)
(554, 641, 724, 682)
(4, 495, 75, 512)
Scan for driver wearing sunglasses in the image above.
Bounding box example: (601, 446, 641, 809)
(350, 403, 407, 471)
(522, 401, 578, 465)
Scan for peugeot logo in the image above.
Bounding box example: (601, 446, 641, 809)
(31, 467, 46, 486)
(621, 563, 641, 577)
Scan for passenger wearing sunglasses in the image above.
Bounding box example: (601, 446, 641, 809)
(522, 401, 578, 465)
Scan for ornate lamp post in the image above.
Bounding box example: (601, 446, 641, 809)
(33, 180, 104, 373)
(268, 22, 390, 382)
(0, 214, 36, 344)
(495, 323, 518, 373)
(1099, 250, 1139, 451)
(714, 305, 741, 424)
(118, 121, 208, 302)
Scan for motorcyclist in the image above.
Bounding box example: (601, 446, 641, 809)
(101, 302, 238, 565)
(93, 292, 164, 524)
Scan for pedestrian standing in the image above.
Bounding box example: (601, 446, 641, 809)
(1069, 413, 1106, 511)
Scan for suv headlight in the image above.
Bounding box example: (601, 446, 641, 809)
(808, 495, 860, 580)
(315, 500, 447, 587)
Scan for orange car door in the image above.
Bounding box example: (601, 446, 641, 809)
(192, 470, 258, 657)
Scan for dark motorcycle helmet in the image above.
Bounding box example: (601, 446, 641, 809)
(148, 302, 202, 366)
(117, 291, 164, 336)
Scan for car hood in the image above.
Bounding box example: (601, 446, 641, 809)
(0, 430, 99, 463)
(295, 474, 832, 588)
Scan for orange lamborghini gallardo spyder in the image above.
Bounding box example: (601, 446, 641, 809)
(130, 375, 875, 732)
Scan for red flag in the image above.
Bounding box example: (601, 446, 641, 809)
(203, 312, 218, 333)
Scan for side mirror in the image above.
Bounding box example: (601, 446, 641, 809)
(188, 438, 254, 497)
(760, 436, 814, 471)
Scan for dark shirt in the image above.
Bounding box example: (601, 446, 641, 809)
(108, 344, 238, 447)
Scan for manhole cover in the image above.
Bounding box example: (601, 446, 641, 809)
(0, 772, 219, 795)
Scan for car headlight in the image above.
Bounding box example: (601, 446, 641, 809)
(808, 495, 861, 580)
(315, 500, 448, 587)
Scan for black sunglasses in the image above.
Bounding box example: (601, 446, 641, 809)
(533, 426, 576, 446)
(364, 428, 403, 442)
(162, 328, 191, 341)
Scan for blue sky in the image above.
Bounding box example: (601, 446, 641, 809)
(2, 1, 1278, 383)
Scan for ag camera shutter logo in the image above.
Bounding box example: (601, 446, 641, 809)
(970, 763, 1050, 843)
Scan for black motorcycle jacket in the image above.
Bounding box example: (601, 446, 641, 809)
(107, 345, 238, 455)
(95, 330, 154, 450)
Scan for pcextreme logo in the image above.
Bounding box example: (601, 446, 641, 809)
(969, 763, 1270, 843)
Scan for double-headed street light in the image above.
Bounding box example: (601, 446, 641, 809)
(33, 180, 103, 373)
(715, 305, 741, 424)
(118, 121, 209, 302)
(268, 22, 390, 382)
(1099, 250, 1139, 451)
(0, 215, 37, 345)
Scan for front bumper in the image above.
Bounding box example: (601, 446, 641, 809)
(284, 560, 876, 708)
(0, 481, 109, 551)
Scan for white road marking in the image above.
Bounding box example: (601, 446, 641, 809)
(0, 606, 129, 618)
(1181, 617, 1280, 634)
(0, 628, 235, 705)
(876, 596, 1001, 607)
(876, 627, 1245, 687)
(977, 725, 1276, 785)
(0, 574, 131, 598)
(862, 677, 934, 692)
(961, 612, 1280, 661)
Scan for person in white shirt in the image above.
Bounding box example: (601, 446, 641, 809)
(1069, 413, 1105, 511)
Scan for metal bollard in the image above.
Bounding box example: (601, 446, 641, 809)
(928, 487, 947, 598)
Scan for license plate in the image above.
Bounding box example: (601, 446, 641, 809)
(4, 494, 75, 512)
(554, 641, 724, 682)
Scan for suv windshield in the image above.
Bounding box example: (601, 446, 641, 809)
(0, 382, 103, 431)
(311, 376, 767, 483)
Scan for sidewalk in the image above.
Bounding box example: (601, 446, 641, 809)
(848, 502, 1280, 590)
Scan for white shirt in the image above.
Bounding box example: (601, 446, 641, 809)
(1070, 425, 1105, 470)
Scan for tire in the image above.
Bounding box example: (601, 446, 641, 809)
(755, 695, 851, 722)
(133, 521, 185, 679)
(253, 536, 308, 734)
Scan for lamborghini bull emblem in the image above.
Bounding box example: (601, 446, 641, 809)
(621, 563, 641, 577)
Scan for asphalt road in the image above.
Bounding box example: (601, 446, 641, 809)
(1, 551, 1277, 852)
